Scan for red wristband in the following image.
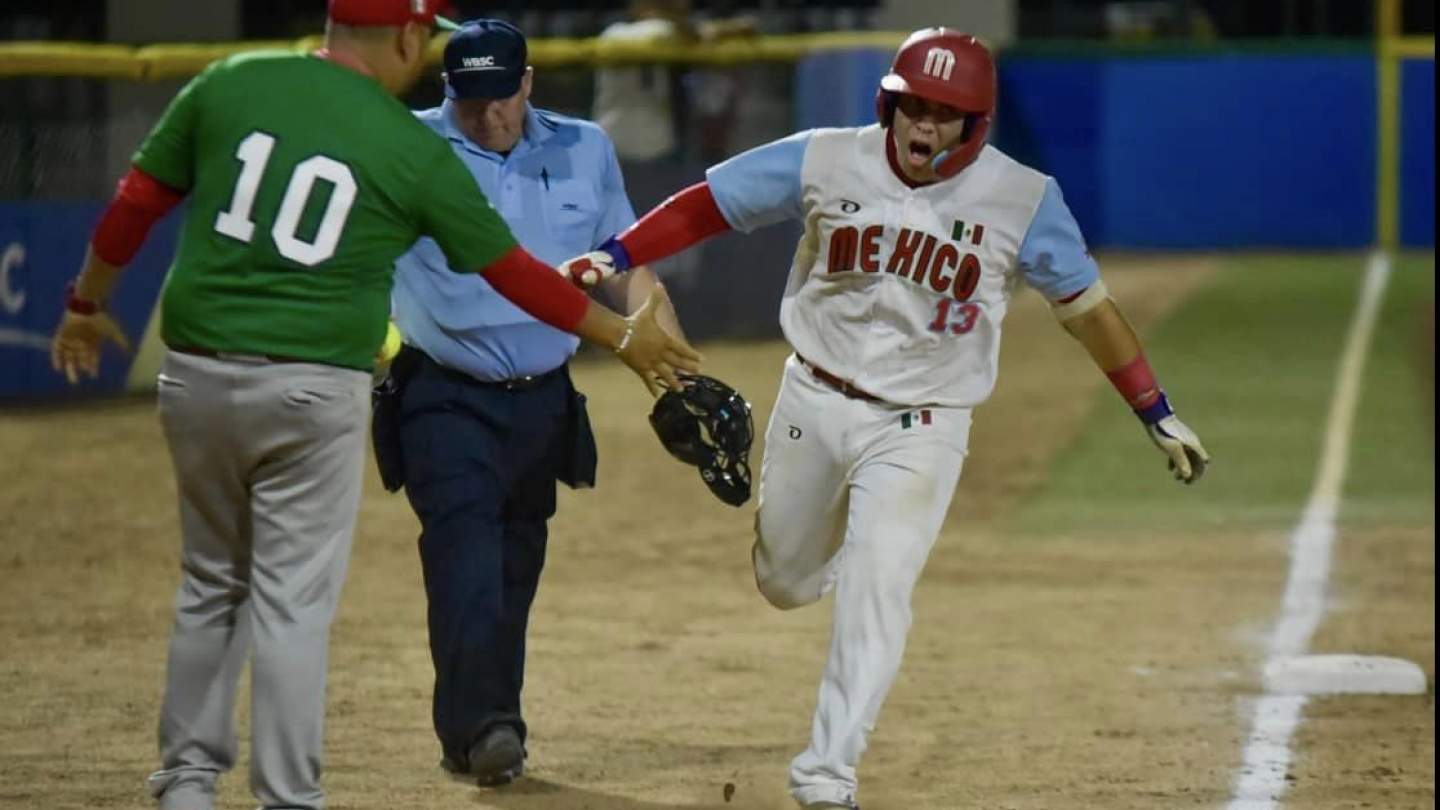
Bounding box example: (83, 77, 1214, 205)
(1105, 353, 1162, 411)
(64, 281, 101, 315)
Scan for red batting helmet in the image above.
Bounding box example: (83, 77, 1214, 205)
(875, 28, 996, 178)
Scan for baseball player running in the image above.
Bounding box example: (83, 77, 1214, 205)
(559, 28, 1209, 810)
(47, 2, 698, 809)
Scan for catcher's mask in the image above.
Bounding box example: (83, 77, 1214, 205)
(649, 374, 754, 507)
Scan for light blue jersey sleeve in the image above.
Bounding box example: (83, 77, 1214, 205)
(705, 130, 813, 233)
(594, 136, 638, 247)
(1017, 177, 1100, 300)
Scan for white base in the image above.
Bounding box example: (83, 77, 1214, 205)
(1264, 654, 1428, 695)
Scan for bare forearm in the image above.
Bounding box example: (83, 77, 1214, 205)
(571, 299, 629, 351)
(1060, 295, 1165, 415)
(1061, 298, 1141, 371)
(602, 265, 686, 340)
(654, 290, 684, 341)
(73, 166, 185, 304)
(73, 249, 124, 305)
(1056, 285, 1209, 483)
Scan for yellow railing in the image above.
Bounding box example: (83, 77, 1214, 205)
(1383, 35, 1435, 59)
(0, 40, 321, 81)
(7, 23, 1433, 249)
(0, 31, 911, 80)
(1375, 0, 1435, 249)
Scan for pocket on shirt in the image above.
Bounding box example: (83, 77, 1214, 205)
(549, 190, 601, 248)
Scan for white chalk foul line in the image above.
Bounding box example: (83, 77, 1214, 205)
(1224, 250, 1392, 809)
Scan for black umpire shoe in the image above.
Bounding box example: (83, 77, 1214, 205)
(467, 725, 526, 786)
(438, 724, 526, 786)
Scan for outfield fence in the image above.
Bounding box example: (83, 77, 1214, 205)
(0, 30, 1432, 399)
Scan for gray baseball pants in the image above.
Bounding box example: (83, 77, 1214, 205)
(145, 349, 369, 810)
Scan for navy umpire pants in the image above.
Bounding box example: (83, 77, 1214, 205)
(393, 348, 593, 764)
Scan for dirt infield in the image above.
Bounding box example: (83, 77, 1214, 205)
(1, 259, 1432, 810)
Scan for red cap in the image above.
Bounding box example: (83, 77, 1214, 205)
(327, 0, 458, 29)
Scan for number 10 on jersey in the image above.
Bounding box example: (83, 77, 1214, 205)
(214, 131, 357, 267)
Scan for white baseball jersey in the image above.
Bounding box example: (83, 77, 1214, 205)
(706, 124, 1098, 408)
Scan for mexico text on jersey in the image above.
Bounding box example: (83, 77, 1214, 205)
(706, 124, 1099, 408)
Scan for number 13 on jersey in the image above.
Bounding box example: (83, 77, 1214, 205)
(214, 131, 357, 267)
(929, 299, 980, 335)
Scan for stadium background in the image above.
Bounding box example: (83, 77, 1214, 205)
(0, 2, 1433, 809)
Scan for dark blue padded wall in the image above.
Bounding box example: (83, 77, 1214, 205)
(797, 46, 1395, 249)
(1401, 58, 1435, 247)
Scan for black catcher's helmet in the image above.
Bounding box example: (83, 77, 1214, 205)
(649, 374, 754, 507)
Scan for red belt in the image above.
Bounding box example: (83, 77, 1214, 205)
(796, 354, 886, 404)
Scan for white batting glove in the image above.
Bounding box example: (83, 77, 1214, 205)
(1138, 394, 1210, 484)
(558, 250, 619, 288)
(558, 236, 632, 289)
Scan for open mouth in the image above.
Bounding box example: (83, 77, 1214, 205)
(907, 140, 935, 167)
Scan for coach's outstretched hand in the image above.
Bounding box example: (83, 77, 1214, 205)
(616, 285, 701, 397)
(51, 310, 132, 384)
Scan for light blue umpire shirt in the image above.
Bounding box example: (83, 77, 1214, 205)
(393, 101, 638, 380)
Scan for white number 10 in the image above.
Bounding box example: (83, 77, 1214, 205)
(214, 131, 358, 267)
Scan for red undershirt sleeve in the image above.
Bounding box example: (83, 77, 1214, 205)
(90, 167, 186, 267)
(477, 245, 591, 333)
(616, 182, 732, 268)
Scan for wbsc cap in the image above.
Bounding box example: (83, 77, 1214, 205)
(327, 0, 460, 31)
(443, 19, 528, 100)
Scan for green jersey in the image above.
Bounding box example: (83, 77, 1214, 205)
(134, 51, 517, 370)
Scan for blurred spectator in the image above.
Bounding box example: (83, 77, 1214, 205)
(592, 0, 693, 163)
(592, 0, 757, 164)
(1194, 0, 1374, 38)
(1013, 0, 1401, 40)
(685, 3, 759, 163)
(685, 67, 740, 163)
(1104, 1, 1217, 39)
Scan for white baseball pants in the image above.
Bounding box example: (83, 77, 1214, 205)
(754, 355, 970, 808)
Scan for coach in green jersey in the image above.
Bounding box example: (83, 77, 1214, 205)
(48, 2, 700, 809)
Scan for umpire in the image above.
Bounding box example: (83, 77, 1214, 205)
(374, 19, 684, 787)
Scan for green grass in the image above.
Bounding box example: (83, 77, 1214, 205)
(1341, 253, 1435, 526)
(1011, 252, 1434, 537)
